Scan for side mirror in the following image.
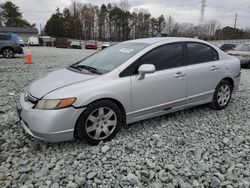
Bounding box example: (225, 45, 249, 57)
(137, 64, 156, 80)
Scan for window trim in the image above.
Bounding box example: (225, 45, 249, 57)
(212, 47, 219, 61)
(185, 42, 219, 65)
(119, 42, 186, 77)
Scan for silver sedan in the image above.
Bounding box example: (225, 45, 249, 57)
(18, 37, 241, 144)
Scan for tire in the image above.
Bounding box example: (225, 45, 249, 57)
(210, 80, 233, 110)
(2, 48, 14, 58)
(75, 100, 122, 145)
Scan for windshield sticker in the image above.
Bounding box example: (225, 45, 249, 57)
(119, 48, 133, 53)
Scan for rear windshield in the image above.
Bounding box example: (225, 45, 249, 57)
(77, 42, 149, 71)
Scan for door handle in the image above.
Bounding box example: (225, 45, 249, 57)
(174, 72, 186, 78)
(210, 65, 219, 71)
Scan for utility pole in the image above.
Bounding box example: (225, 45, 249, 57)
(199, 0, 206, 23)
(40, 23, 42, 36)
(234, 12, 238, 29)
(168, 15, 172, 36)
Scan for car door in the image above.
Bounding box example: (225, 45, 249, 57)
(0, 34, 10, 50)
(128, 42, 188, 119)
(185, 42, 225, 104)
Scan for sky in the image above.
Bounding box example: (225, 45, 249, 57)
(2, 0, 250, 31)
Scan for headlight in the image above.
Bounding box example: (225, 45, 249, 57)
(35, 97, 76, 110)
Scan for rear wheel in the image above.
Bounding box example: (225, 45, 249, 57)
(210, 80, 233, 110)
(75, 100, 122, 145)
(2, 48, 14, 58)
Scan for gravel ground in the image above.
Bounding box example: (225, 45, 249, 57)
(0, 47, 250, 188)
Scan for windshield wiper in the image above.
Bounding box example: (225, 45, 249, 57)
(75, 65, 103, 75)
(69, 64, 82, 71)
(69, 64, 103, 75)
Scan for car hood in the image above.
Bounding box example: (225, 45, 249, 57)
(227, 50, 250, 56)
(28, 68, 98, 98)
(227, 50, 250, 63)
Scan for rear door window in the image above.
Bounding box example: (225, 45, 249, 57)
(187, 42, 218, 65)
(0, 34, 11, 40)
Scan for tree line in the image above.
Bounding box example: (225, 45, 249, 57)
(44, 0, 250, 41)
(45, 1, 167, 41)
(1, 1, 249, 40)
(0, 1, 35, 28)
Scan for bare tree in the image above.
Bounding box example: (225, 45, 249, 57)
(45, 1, 234, 41)
(207, 20, 221, 38)
(119, 0, 130, 11)
(166, 15, 175, 36)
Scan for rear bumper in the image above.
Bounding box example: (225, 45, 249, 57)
(233, 72, 241, 91)
(17, 93, 85, 142)
(70, 45, 82, 49)
(240, 60, 250, 67)
(85, 45, 97, 49)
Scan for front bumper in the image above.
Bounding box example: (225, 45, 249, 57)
(15, 46, 23, 54)
(17, 93, 85, 142)
(240, 60, 250, 67)
(233, 55, 250, 67)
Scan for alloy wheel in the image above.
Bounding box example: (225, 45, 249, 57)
(85, 107, 117, 140)
(3, 49, 14, 58)
(217, 84, 231, 106)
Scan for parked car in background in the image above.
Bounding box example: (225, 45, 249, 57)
(27, 36, 39, 46)
(220, 43, 236, 52)
(85, 40, 97, 50)
(17, 37, 240, 144)
(227, 43, 250, 68)
(70, 40, 82, 49)
(0, 33, 23, 58)
(102, 42, 111, 49)
(55, 37, 69, 48)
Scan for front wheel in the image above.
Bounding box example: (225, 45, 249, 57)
(75, 100, 122, 145)
(210, 80, 233, 110)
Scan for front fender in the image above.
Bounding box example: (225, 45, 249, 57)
(43, 74, 132, 116)
(73, 92, 126, 109)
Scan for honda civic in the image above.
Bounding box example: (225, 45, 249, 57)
(17, 37, 241, 144)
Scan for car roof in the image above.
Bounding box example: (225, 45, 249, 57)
(124, 37, 206, 45)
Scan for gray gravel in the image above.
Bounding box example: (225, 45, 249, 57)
(1, 47, 250, 188)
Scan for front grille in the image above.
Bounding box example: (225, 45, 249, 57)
(25, 93, 38, 104)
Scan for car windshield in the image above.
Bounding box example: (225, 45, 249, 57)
(11, 34, 21, 41)
(77, 42, 149, 71)
(71, 41, 80, 45)
(234, 44, 250, 51)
